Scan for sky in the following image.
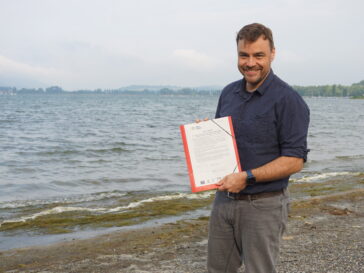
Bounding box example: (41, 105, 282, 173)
(0, 0, 363, 90)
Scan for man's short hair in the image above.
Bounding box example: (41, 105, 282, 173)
(236, 23, 274, 50)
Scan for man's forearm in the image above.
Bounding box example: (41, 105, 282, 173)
(252, 156, 304, 183)
(216, 156, 304, 192)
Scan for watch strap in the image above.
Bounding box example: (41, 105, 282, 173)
(246, 169, 256, 185)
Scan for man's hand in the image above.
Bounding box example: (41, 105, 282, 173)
(216, 172, 247, 193)
(195, 118, 209, 123)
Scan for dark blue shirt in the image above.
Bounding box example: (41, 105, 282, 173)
(215, 70, 310, 194)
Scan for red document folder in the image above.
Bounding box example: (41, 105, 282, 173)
(180, 116, 241, 193)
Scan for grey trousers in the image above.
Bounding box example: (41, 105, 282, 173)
(207, 189, 289, 273)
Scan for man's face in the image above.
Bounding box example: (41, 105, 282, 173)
(237, 35, 275, 91)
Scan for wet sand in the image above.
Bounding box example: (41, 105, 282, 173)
(1, 190, 363, 273)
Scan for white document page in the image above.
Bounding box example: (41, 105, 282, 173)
(180, 116, 241, 192)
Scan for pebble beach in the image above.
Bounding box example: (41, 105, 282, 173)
(1, 189, 363, 273)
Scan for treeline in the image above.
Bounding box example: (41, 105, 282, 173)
(1, 80, 364, 97)
(293, 80, 364, 97)
(0, 86, 220, 95)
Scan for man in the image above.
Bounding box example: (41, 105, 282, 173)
(207, 23, 310, 272)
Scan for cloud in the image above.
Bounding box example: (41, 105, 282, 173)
(0, 55, 62, 82)
(172, 49, 219, 70)
(0, 0, 363, 88)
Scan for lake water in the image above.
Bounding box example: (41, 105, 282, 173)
(1, 94, 363, 250)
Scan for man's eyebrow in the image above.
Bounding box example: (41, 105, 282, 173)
(238, 51, 249, 55)
(238, 51, 266, 56)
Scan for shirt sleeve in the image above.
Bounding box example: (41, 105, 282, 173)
(277, 91, 310, 162)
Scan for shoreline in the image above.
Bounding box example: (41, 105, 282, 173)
(1, 172, 362, 247)
(1, 190, 363, 273)
(0, 207, 212, 251)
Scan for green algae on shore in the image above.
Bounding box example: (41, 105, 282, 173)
(0, 193, 215, 234)
(1, 173, 363, 235)
(289, 172, 364, 198)
(290, 189, 364, 218)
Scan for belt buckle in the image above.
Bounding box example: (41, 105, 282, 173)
(227, 192, 235, 200)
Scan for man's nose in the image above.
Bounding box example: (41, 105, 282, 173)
(246, 57, 256, 67)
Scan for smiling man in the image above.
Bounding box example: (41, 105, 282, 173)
(207, 23, 310, 273)
(237, 32, 275, 92)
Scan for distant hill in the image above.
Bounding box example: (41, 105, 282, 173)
(0, 75, 46, 89)
(118, 85, 181, 92)
(1, 81, 363, 97)
(117, 85, 223, 92)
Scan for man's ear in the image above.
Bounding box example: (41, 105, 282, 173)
(271, 48, 276, 62)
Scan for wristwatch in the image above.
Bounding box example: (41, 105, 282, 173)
(246, 170, 256, 186)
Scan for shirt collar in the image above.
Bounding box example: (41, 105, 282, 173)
(235, 69, 275, 95)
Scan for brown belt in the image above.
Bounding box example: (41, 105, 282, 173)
(226, 189, 284, 200)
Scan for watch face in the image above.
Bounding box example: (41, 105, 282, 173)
(246, 170, 256, 185)
(247, 177, 255, 185)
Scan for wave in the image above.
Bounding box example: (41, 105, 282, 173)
(144, 155, 182, 161)
(119, 191, 214, 210)
(336, 155, 364, 160)
(36, 147, 132, 156)
(36, 149, 81, 156)
(0, 191, 127, 209)
(0, 191, 214, 226)
(0, 206, 105, 226)
(0, 119, 17, 124)
(87, 147, 131, 154)
(111, 141, 150, 148)
(291, 172, 361, 183)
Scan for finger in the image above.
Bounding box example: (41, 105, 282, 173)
(203, 117, 209, 121)
(216, 176, 226, 186)
(217, 182, 226, 191)
(195, 119, 201, 123)
(217, 185, 225, 191)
